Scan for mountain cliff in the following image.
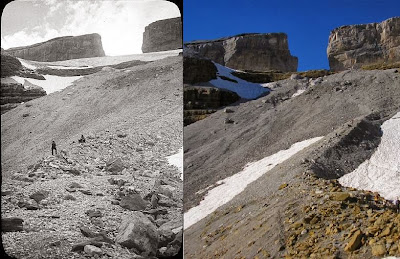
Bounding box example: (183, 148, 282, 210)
(142, 17, 182, 53)
(185, 33, 298, 72)
(327, 17, 400, 71)
(3, 33, 106, 62)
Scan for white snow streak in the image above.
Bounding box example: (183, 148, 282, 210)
(209, 63, 269, 99)
(17, 58, 36, 69)
(184, 136, 323, 230)
(11, 75, 82, 94)
(167, 148, 183, 180)
(339, 111, 400, 201)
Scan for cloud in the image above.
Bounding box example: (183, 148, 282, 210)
(2, 0, 181, 55)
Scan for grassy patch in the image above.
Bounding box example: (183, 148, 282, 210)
(361, 61, 400, 70)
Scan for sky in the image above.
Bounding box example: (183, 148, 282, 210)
(1, 0, 180, 56)
(184, 0, 400, 71)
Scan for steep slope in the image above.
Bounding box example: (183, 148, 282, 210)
(184, 68, 400, 257)
(1, 55, 183, 258)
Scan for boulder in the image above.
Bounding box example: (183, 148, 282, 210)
(84, 245, 102, 256)
(327, 17, 400, 71)
(120, 193, 148, 211)
(185, 33, 298, 72)
(29, 190, 49, 203)
(115, 212, 159, 257)
(344, 229, 363, 252)
(105, 157, 125, 173)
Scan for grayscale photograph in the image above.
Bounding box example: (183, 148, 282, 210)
(1, 0, 182, 258)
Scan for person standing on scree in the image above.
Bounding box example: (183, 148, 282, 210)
(51, 141, 57, 155)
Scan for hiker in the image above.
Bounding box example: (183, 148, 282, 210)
(395, 198, 400, 213)
(78, 135, 86, 143)
(51, 141, 57, 155)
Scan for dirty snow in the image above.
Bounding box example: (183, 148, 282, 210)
(167, 147, 183, 180)
(291, 89, 306, 97)
(34, 49, 182, 68)
(209, 63, 269, 99)
(17, 58, 36, 69)
(11, 75, 82, 94)
(47, 65, 94, 69)
(339, 111, 400, 201)
(184, 136, 323, 229)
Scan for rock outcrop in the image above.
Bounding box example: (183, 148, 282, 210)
(1, 78, 46, 113)
(142, 17, 182, 53)
(3, 33, 106, 62)
(327, 17, 400, 71)
(185, 33, 298, 72)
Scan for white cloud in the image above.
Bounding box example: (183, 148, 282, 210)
(2, 0, 181, 55)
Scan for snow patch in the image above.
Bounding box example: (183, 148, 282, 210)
(47, 65, 94, 69)
(339, 111, 400, 201)
(184, 136, 323, 230)
(291, 89, 306, 97)
(209, 63, 269, 99)
(17, 58, 36, 69)
(167, 148, 183, 180)
(11, 75, 82, 94)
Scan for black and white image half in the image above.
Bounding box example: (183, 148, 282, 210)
(1, 0, 183, 258)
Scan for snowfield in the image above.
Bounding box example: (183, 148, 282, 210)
(11, 75, 82, 94)
(167, 147, 183, 180)
(339, 111, 400, 201)
(184, 136, 323, 229)
(209, 63, 269, 99)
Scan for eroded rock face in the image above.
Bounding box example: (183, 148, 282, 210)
(1, 79, 46, 114)
(3, 33, 106, 62)
(142, 17, 182, 53)
(327, 17, 400, 71)
(185, 33, 298, 72)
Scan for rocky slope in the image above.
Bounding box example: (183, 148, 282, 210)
(328, 17, 400, 71)
(184, 67, 400, 258)
(142, 17, 182, 53)
(1, 55, 183, 258)
(185, 33, 298, 72)
(3, 33, 106, 62)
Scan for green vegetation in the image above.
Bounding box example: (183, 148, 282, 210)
(361, 61, 400, 70)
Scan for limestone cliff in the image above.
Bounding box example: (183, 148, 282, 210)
(3, 33, 105, 62)
(142, 17, 182, 53)
(185, 33, 298, 72)
(327, 17, 400, 71)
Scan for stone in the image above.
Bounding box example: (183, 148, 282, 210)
(185, 33, 298, 72)
(1, 217, 24, 232)
(3, 33, 105, 62)
(71, 237, 103, 252)
(344, 229, 363, 252)
(120, 193, 148, 211)
(69, 182, 83, 189)
(158, 218, 183, 247)
(327, 17, 400, 71)
(371, 244, 386, 256)
(115, 212, 159, 257)
(330, 192, 350, 201)
(142, 17, 182, 53)
(84, 245, 102, 256)
(105, 157, 125, 173)
(86, 210, 102, 218)
(279, 183, 289, 190)
(158, 185, 175, 199)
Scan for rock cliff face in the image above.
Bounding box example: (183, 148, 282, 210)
(1, 79, 46, 113)
(185, 33, 298, 72)
(3, 33, 106, 62)
(327, 17, 400, 71)
(142, 17, 182, 53)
